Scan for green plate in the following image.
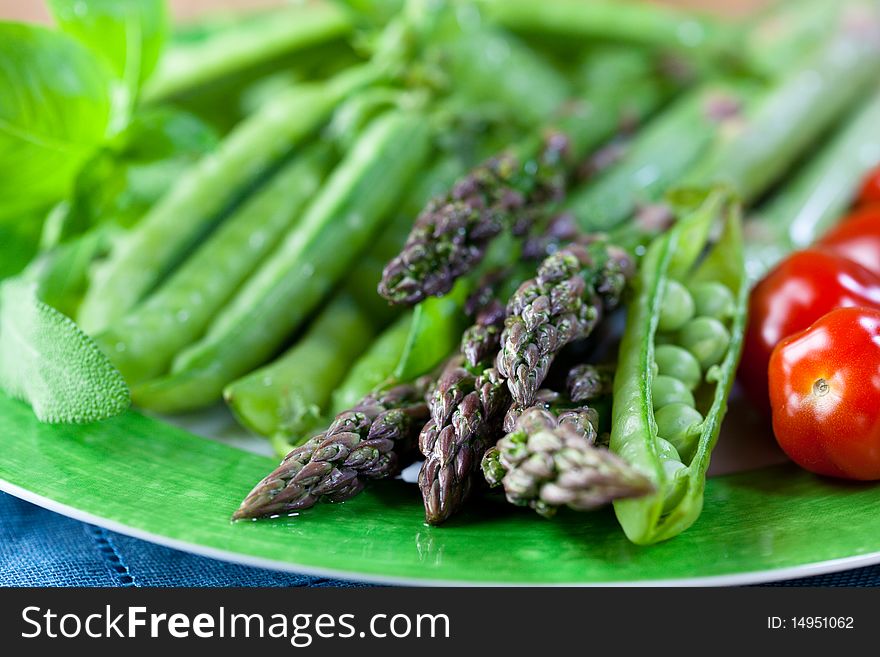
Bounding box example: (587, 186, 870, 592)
(2, 391, 879, 585)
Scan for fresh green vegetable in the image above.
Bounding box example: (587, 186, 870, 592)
(482, 405, 653, 517)
(78, 64, 377, 333)
(745, 87, 880, 278)
(233, 380, 431, 519)
(0, 279, 129, 423)
(47, 0, 168, 121)
(379, 87, 665, 306)
(480, 0, 739, 61)
(94, 146, 331, 383)
(684, 15, 880, 199)
(225, 152, 468, 439)
(610, 190, 747, 544)
(565, 82, 758, 233)
(331, 313, 414, 415)
(143, 2, 352, 103)
(133, 110, 431, 412)
(225, 293, 377, 441)
(0, 23, 111, 220)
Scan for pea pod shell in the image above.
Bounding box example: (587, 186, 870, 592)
(610, 190, 746, 544)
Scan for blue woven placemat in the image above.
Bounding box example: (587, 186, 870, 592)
(1, 492, 877, 587)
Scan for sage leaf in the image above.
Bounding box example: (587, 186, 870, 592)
(0, 279, 130, 423)
(0, 22, 112, 218)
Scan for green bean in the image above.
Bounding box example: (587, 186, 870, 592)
(94, 146, 331, 384)
(132, 110, 431, 413)
(657, 279, 695, 333)
(224, 293, 376, 441)
(222, 154, 466, 438)
(684, 13, 880, 202)
(689, 281, 735, 321)
(610, 189, 748, 544)
(143, 2, 353, 103)
(651, 375, 695, 411)
(479, 0, 740, 61)
(678, 316, 731, 370)
(745, 88, 880, 279)
(330, 312, 414, 415)
(654, 344, 702, 391)
(655, 403, 704, 464)
(78, 64, 377, 334)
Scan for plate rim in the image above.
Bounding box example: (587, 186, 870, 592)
(5, 479, 879, 587)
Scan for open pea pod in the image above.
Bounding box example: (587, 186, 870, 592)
(610, 187, 747, 545)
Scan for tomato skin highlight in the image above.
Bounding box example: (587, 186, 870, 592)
(769, 307, 880, 480)
(740, 249, 880, 412)
(818, 205, 880, 276)
(857, 164, 880, 207)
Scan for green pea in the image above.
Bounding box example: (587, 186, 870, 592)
(661, 459, 689, 513)
(679, 316, 731, 369)
(690, 281, 735, 320)
(655, 403, 703, 464)
(655, 437, 681, 462)
(658, 280, 695, 332)
(654, 344, 702, 390)
(655, 437, 688, 512)
(652, 375, 695, 410)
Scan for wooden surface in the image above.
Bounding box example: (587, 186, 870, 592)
(1, 0, 769, 23)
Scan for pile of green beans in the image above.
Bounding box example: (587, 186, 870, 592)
(610, 189, 748, 545)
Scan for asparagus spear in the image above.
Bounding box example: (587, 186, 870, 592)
(418, 360, 510, 525)
(378, 74, 669, 306)
(78, 64, 377, 333)
(496, 240, 634, 409)
(482, 406, 653, 517)
(233, 380, 430, 519)
(143, 2, 354, 103)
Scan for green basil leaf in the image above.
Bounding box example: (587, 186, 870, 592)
(0, 22, 112, 218)
(0, 279, 130, 424)
(47, 0, 169, 101)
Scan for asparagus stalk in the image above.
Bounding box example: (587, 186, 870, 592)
(563, 82, 757, 233)
(143, 2, 354, 103)
(233, 380, 430, 519)
(79, 64, 377, 333)
(482, 406, 653, 517)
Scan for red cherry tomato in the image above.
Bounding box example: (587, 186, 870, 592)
(769, 306, 880, 480)
(740, 249, 880, 412)
(856, 164, 880, 207)
(817, 205, 880, 276)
